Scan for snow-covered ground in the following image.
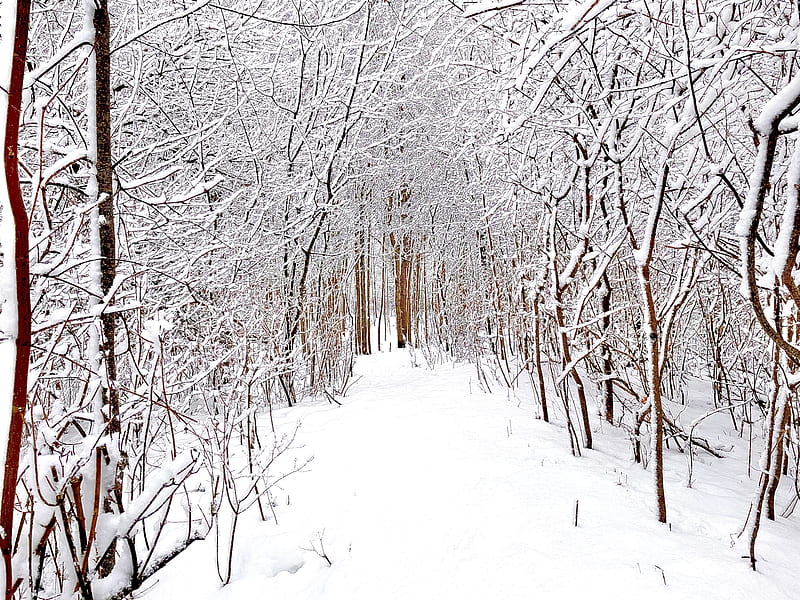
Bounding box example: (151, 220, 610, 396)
(137, 350, 800, 600)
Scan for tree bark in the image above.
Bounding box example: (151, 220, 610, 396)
(0, 2, 32, 597)
(600, 272, 614, 423)
(94, 0, 120, 432)
(355, 222, 371, 355)
(390, 188, 412, 349)
(532, 292, 549, 422)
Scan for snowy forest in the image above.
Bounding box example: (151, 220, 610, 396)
(1, 0, 800, 598)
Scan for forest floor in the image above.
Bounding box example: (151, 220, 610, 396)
(137, 350, 800, 600)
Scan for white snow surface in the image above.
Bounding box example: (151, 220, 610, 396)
(137, 351, 799, 600)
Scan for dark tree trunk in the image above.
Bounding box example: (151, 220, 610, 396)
(601, 272, 614, 423)
(532, 293, 549, 422)
(94, 0, 120, 432)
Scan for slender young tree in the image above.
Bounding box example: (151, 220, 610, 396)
(0, 1, 32, 597)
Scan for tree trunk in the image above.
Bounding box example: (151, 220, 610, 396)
(639, 261, 667, 523)
(532, 292, 549, 422)
(765, 388, 791, 520)
(394, 247, 413, 348)
(743, 370, 788, 570)
(0, 2, 32, 597)
(355, 224, 371, 355)
(548, 202, 592, 451)
(601, 272, 614, 423)
(94, 0, 120, 432)
(389, 187, 412, 349)
(88, 0, 132, 583)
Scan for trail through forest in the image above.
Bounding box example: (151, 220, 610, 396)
(139, 351, 799, 600)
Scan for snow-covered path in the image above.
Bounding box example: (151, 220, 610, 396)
(140, 351, 799, 600)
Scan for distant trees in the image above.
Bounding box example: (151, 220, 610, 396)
(389, 187, 414, 349)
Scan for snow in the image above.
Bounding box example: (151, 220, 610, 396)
(23, 29, 94, 86)
(771, 139, 800, 279)
(463, 0, 525, 19)
(755, 77, 800, 135)
(561, 0, 618, 32)
(115, 0, 212, 52)
(136, 351, 800, 600)
(170, 174, 225, 204)
(737, 78, 800, 292)
(734, 81, 793, 297)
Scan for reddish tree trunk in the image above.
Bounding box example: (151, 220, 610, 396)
(1, 1, 32, 597)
